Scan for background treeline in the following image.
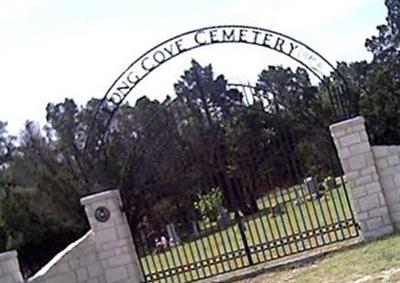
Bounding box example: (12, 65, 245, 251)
(0, 0, 399, 277)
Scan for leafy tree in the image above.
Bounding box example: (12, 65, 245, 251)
(0, 121, 15, 250)
(194, 188, 223, 222)
(360, 60, 400, 144)
(174, 60, 266, 214)
(256, 66, 338, 180)
(0, 121, 15, 193)
(335, 1, 400, 144)
(366, 0, 400, 62)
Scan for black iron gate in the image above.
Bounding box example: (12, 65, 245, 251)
(86, 25, 362, 283)
(118, 79, 359, 283)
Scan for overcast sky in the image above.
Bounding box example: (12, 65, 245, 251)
(0, 0, 387, 135)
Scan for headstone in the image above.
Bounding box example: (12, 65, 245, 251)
(238, 218, 247, 232)
(217, 207, 230, 229)
(139, 229, 150, 251)
(304, 176, 318, 195)
(294, 187, 304, 206)
(191, 221, 200, 238)
(325, 176, 337, 189)
(335, 175, 347, 184)
(166, 223, 180, 246)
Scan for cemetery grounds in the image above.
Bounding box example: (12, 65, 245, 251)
(138, 181, 358, 282)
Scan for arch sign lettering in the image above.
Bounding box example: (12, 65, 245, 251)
(86, 25, 348, 150)
(104, 25, 337, 112)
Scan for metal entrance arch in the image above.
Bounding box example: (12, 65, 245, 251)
(88, 25, 360, 283)
(84, 25, 355, 151)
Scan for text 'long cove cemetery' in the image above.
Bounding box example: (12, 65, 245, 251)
(106, 26, 333, 108)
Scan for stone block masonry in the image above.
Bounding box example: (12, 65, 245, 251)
(330, 116, 394, 240)
(0, 251, 23, 283)
(372, 146, 400, 231)
(0, 189, 144, 283)
(28, 231, 103, 283)
(80, 190, 143, 283)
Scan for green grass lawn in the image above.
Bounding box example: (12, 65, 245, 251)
(237, 234, 400, 283)
(139, 184, 359, 283)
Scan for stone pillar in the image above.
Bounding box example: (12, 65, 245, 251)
(0, 250, 23, 283)
(330, 116, 394, 240)
(81, 190, 144, 283)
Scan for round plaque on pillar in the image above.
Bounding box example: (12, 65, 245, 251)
(94, 206, 111, 222)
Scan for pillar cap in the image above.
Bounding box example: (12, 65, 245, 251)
(0, 250, 17, 261)
(80, 189, 120, 206)
(330, 116, 365, 132)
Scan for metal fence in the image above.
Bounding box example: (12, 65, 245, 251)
(120, 82, 359, 283)
(134, 180, 358, 283)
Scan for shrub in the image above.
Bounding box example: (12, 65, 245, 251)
(194, 188, 223, 222)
